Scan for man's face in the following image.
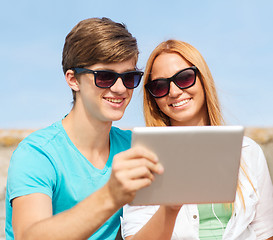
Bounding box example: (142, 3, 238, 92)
(75, 58, 137, 123)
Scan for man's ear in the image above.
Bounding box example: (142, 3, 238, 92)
(65, 70, 80, 92)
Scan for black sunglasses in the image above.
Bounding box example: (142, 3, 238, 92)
(145, 66, 198, 98)
(72, 67, 144, 89)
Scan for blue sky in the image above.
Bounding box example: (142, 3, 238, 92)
(1, 0, 273, 129)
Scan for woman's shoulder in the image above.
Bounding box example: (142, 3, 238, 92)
(242, 135, 259, 146)
(241, 136, 268, 175)
(242, 136, 263, 156)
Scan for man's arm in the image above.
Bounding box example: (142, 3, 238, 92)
(12, 186, 118, 240)
(12, 146, 163, 240)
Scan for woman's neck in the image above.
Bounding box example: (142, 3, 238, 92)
(170, 115, 210, 127)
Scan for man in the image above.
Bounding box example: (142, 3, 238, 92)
(5, 17, 163, 240)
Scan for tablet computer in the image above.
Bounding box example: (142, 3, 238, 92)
(130, 125, 244, 205)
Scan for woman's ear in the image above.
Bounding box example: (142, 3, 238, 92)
(65, 70, 80, 92)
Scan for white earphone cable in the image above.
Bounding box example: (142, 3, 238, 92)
(211, 203, 224, 234)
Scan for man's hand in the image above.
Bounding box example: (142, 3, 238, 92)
(107, 145, 164, 207)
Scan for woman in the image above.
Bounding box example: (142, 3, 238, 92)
(121, 40, 273, 240)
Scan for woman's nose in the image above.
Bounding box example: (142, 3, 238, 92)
(168, 81, 182, 97)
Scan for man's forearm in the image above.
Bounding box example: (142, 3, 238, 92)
(22, 184, 118, 240)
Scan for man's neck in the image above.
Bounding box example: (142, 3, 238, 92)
(62, 108, 112, 155)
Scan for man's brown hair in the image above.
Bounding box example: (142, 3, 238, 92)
(62, 17, 139, 102)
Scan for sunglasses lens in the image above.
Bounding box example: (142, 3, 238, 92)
(175, 69, 196, 88)
(95, 71, 116, 88)
(123, 72, 142, 89)
(146, 67, 197, 98)
(146, 80, 169, 97)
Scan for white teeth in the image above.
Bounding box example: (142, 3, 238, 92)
(172, 99, 190, 107)
(105, 98, 123, 103)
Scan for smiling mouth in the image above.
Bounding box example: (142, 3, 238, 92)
(171, 98, 191, 107)
(104, 97, 124, 104)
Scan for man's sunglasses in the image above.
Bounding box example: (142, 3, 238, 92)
(145, 66, 198, 98)
(72, 67, 144, 89)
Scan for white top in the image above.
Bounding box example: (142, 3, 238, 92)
(121, 137, 273, 240)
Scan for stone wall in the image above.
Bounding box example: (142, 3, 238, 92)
(0, 128, 272, 239)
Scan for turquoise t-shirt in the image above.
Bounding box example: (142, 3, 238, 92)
(5, 120, 132, 240)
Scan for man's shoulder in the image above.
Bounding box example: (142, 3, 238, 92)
(111, 126, 132, 141)
(110, 127, 132, 151)
(17, 120, 64, 150)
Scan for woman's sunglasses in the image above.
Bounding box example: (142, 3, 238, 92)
(72, 67, 144, 89)
(145, 66, 198, 98)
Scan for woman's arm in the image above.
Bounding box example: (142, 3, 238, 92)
(247, 139, 273, 239)
(125, 206, 181, 240)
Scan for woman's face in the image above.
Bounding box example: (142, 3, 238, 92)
(150, 52, 208, 126)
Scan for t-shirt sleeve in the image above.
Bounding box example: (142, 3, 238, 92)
(7, 143, 57, 205)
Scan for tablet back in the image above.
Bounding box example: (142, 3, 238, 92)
(130, 126, 244, 205)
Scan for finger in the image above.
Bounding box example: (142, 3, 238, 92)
(126, 166, 155, 181)
(113, 158, 164, 175)
(128, 178, 153, 192)
(116, 145, 159, 164)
